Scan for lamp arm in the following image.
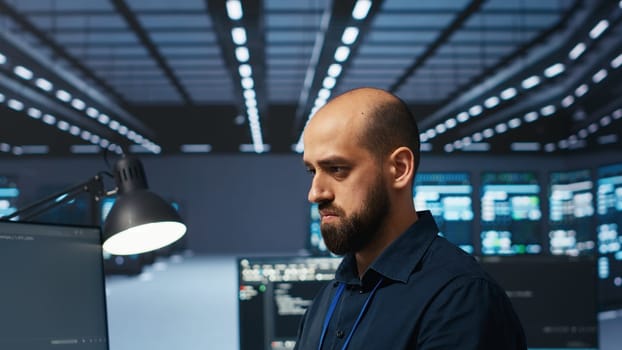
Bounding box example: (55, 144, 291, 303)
(0, 175, 105, 222)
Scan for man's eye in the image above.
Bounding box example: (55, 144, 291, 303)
(306, 168, 316, 175)
(330, 167, 346, 174)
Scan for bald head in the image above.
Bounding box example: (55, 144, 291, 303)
(306, 87, 420, 171)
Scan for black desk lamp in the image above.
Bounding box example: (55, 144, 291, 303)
(1, 155, 186, 255)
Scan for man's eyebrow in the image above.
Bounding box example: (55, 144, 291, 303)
(316, 156, 350, 166)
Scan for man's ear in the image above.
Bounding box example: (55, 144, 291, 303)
(387, 146, 415, 190)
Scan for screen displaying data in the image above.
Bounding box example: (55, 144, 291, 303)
(0, 175, 19, 218)
(238, 256, 341, 350)
(308, 203, 329, 255)
(597, 163, 622, 309)
(0, 221, 109, 349)
(414, 172, 474, 253)
(548, 170, 596, 256)
(480, 255, 598, 349)
(480, 172, 542, 255)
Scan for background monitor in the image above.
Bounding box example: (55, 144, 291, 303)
(414, 172, 474, 253)
(238, 256, 341, 350)
(0, 221, 109, 349)
(480, 172, 543, 255)
(596, 163, 622, 309)
(308, 203, 329, 255)
(548, 169, 596, 256)
(480, 255, 598, 349)
(0, 175, 19, 218)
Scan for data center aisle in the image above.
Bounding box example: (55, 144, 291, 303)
(105, 254, 238, 350)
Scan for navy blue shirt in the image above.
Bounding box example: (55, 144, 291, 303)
(294, 211, 527, 350)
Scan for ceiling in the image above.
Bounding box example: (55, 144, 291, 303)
(0, 0, 620, 156)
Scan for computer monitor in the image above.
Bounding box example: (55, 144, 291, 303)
(308, 203, 330, 255)
(0, 221, 109, 349)
(596, 162, 622, 309)
(0, 175, 19, 218)
(480, 255, 598, 349)
(414, 172, 474, 253)
(480, 172, 543, 255)
(238, 256, 341, 350)
(548, 169, 596, 256)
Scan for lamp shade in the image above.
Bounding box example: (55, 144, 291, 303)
(102, 156, 186, 255)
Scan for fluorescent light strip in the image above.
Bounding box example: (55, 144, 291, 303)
(569, 42, 586, 60)
(612, 53, 622, 69)
(540, 105, 556, 116)
(71, 98, 85, 110)
(239, 64, 252, 77)
(352, 0, 372, 20)
(226, 0, 243, 20)
(524, 111, 539, 123)
(544, 63, 565, 78)
(231, 27, 247, 45)
(327, 64, 342, 78)
(235, 47, 249, 62)
(7, 99, 24, 111)
(484, 96, 499, 109)
(468, 105, 482, 116)
(57, 120, 69, 131)
(456, 112, 469, 122)
(70, 145, 100, 154)
(35, 78, 53, 91)
(20, 145, 49, 154)
(181, 144, 212, 153)
(56, 90, 71, 102)
(0, 143, 12, 152)
(27, 107, 41, 119)
(521, 75, 541, 89)
(500, 87, 517, 100)
(334, 46, 350, 62)
(0, 53, 6, 64)
(341, 27, 359, 45)
(589, 20, 609, 39)
(42, 114, 56, 125)
(14, 66, 33, 80)
(511, 142, 541, 151)
(592, 69, 607, 83)
(561, 95, 575, 108)
(575, 84, 589, 97)
(462, 143, 490, 152)
(598, 134, 618, 145)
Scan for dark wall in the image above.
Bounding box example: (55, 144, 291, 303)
(0, 150, 618, 254)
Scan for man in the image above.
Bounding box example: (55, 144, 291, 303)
(296, 87, 526, 349)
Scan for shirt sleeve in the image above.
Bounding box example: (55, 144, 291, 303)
(415, 276, 527, 350)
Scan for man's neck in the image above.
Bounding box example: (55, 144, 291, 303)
(354, 210, 419, 279)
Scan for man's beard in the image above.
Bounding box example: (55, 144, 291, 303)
(320, 175, 390, 255)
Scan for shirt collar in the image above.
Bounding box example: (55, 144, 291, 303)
(335, 210, 439, 285)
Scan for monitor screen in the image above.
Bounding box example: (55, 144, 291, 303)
(0, 221, 109, 349)
(480, 255, 598, 349)
(414, 172, 474, 253)
(308, 203, 330, 255)
(238, 256, 341, 350)
(548, 169, 596, 256)
(480, 172, 543, 255)
(0, 175, 19, 218)
(596, 163, 622, 309)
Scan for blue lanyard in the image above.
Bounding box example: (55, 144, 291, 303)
(317, 278, 384, 350)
